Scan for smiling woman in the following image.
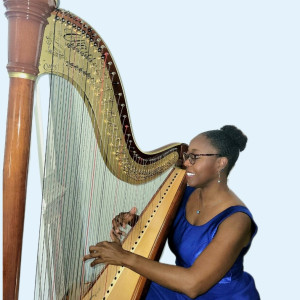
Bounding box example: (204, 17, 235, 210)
(84, 125, 260, 299)
(1, 0, 300, 299)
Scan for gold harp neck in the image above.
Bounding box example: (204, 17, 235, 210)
(39, 9, 187, 184)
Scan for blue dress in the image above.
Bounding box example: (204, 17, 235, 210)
(146, 186, 260, 299)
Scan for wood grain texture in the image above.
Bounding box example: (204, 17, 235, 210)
(3, 1, 56, 299)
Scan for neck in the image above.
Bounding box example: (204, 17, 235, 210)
(198, 180, 229, 208)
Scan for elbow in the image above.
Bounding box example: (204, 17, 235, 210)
(185, 289, 202, 299)
(185, 290, 198, 299)
(182, 280, 209, 299)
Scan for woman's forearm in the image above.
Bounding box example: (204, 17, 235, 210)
(122, 251, 197, 297)
(84, 238, 204, 297)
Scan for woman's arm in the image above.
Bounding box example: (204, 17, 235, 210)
(84, 212, 252, 298)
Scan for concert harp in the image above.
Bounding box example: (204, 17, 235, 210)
(3, 1, 187, 299)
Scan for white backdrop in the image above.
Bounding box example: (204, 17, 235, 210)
(1, 1, 300, 299)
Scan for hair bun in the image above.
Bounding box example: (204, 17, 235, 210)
(220, 125, 248, 152)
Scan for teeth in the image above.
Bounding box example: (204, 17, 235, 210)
(187, 172, 195, 176)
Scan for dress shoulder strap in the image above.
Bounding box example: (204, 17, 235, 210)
(212, 205, 258, 242)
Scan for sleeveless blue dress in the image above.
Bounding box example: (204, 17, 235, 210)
(146, 186, 260, 299)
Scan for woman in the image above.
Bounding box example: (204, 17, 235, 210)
(83, 125, 260, 299)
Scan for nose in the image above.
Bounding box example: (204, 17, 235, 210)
(183, 159, 192, 167)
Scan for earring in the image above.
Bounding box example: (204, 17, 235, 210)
(218, 170, 222, 183)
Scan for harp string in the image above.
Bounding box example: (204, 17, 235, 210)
(80, 52, 110, 297)
(35, 14, 61, 299)
(54, 15, 84, 299)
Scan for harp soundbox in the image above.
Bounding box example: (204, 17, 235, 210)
(3, 1, 187, 299)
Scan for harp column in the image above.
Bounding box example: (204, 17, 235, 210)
(3, 0, 56, 299)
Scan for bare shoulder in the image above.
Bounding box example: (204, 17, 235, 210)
(221, 189, 248, 209)
(216, 211, 252, 247)
(221, 190, 252, 229)
(221, 211, 252, 228)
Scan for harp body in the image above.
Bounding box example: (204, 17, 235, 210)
(3, 1, 187, 299)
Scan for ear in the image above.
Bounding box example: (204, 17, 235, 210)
(218, 157, 228, 171)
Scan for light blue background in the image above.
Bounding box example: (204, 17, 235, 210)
(1, 1, 299, 299)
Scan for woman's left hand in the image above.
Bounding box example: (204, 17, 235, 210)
(83, 231, 128, 267)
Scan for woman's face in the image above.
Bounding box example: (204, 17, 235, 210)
(184, 134, 221, 188)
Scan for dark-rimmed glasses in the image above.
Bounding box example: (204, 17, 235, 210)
(183, 152, 221, 165)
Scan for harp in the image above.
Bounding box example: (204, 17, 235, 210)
(3, 0, 187, 299)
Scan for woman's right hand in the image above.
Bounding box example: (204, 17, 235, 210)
(111, 207, 139, 239)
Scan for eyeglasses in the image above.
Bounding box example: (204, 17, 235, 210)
(182, 152, 221, 165)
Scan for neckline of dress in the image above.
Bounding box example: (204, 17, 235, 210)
(184, 205, 247, 227)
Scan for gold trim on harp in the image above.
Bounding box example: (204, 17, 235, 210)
(9, 72, 37, 81)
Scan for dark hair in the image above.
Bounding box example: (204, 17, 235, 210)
(202, 125, 247, 175)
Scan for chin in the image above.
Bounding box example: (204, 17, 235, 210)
(187, 179, 207, 189)
(186, 179, 200, 188)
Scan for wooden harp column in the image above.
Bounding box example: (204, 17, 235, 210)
(3, 0, 56, 299)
